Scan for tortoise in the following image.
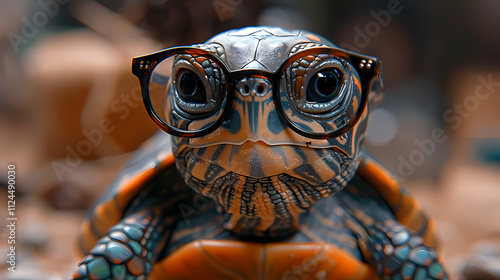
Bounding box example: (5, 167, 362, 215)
(73, 26, 448, 280)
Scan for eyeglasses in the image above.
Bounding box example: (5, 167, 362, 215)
(132, 46, 382, 140)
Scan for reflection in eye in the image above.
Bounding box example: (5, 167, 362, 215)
(177, 69, 206, 103)
(306, 68, 342, 103)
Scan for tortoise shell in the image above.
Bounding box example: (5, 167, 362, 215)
(74, 27, 448, 280)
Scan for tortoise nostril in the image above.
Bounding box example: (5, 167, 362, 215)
(243, 84, 250, 94)
(257, 84, 265, 94)
(237, 79, 270, 96)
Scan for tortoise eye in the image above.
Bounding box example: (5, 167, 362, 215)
(177, 69, 207, 104)
(170, 54, 226, 115)
(146, 51, 228, 137)
(283, 55, 349, 114)
(306, 68, 342, 103)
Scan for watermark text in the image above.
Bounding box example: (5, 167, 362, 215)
(6, 164, 17, 272)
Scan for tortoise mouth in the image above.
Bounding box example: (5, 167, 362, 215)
(174, 141, 352, 182)
(174, 143, 359, 210)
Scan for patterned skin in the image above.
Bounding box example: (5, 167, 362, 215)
(73, 27, 448, 279)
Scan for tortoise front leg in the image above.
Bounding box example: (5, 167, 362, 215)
(72, 209, 175, 280)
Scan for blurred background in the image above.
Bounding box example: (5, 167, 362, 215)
(0, 0, 499, 279)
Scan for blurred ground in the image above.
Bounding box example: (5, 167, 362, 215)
(0, 0, 499, 279)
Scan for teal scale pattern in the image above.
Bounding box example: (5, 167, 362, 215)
(335, 175, 448, 279)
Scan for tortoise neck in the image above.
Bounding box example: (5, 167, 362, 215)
(205, 172, 317, 239)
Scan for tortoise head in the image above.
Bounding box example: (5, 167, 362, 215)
(132, 26, 383, 238)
